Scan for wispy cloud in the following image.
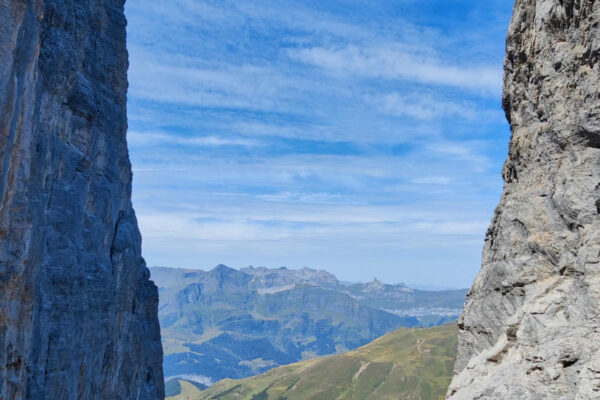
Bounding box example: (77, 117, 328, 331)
(128, 131, 261, 148)
(290, 45, 502, 95)
(128, 58, 300, 112)
(257, 191, 342, 204)
(369, 92, 501, 121)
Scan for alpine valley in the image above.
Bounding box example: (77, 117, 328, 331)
(168, 324, 458, 400)
(150, 265, 467, 387)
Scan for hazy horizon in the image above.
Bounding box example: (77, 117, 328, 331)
(149, 263, 468, 290)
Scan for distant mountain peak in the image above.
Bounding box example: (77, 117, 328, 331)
(239, 265, 339, 290)
(366, 278, 385, 291)
(208, 264, 244, 278)
(212, 264, 234, 272)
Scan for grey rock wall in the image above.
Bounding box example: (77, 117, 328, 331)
(448, 1, 600, 399)
(0, 0, 164, 399)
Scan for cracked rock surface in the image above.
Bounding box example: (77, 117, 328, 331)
(448, 1, 600, 399)
(0, 0, 164, 399)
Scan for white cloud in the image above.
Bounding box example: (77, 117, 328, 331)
(139, 213, 291, 241)
(137, 206, 489, 249)
(128, 61, 291, 110)
(425, 140, 491, 169)
(410, 176, 453, 185)
(232, 121, 336, 141)
(372, 92, 479, 120)
(409, 220, 490, 235)
(290, 45, 502, 95)
(130, 143, 495, 197)
(257, 191, 342, 204)
(371, 93, 505, 122)
(128, 131, 260, 147)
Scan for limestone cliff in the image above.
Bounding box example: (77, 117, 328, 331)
(448, 1, 600, 398)
(0, 1, 164, 399)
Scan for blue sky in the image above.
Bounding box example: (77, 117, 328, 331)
(124, 0, 514, 288)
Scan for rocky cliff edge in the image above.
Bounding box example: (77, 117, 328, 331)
(448, 1, 600, 398)
(0, 1, 164, 398)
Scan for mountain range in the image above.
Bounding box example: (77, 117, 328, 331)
(150, 265, 467, 386)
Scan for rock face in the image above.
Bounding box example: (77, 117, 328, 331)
(0, 1, 164, 399)
(448, 1, 600, 398)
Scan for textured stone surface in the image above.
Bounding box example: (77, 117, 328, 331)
(0, 0, 164, 399)
(448, 1, 600, 399)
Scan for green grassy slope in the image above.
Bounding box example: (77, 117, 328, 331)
(166, 379, 208, 398)
(175, 324, 457, 400)
(166, 379, 205, 400)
